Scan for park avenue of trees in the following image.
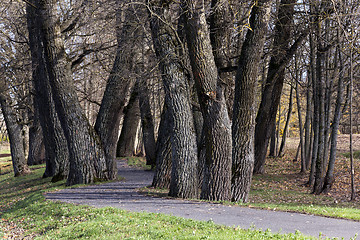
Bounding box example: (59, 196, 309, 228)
(0, 0, 359, 202)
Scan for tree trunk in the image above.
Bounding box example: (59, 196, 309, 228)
(139, 80, 156, 166)
(27, 114, 45, 165)
(313, 25, 326, 195)
(38, 0, 108, 185)
(253, 0, 299, 174)
(231, 0, 271, 202)
(152, 101, 172, 189)
(295, 79, 306, 172)
(149, 2, 199, 199)
(278, 85, 294, 157)
(116, 91, 141, 157)
(94, 3, 139, 180)
(304, 75, 312, 170)
(269, 120, 277, 157)
(0, 91, 30, 177)
(322, 46, 344, 193)
(349, 40, 356, 201)
(26, 1, 69, 181)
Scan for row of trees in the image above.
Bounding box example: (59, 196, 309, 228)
(0, 0, 359, 202)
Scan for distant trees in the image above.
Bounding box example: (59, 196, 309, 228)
(0, 0, 358, 201)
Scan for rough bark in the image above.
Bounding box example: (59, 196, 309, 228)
(149, 1, 199, 199)
(231, 0, 271, 203)
(152, 102, 172, 189)
(253, 0, 298, 174)
(26, 1, 69, 181)
(183, 0, 232, 201)
(94, 3, 139, 180)
(27, 114, 45, 165)
(38, 0, 108, 185)
(0, 91, 30, 177)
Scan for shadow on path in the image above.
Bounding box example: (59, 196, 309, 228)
(46, 160, 360, 239)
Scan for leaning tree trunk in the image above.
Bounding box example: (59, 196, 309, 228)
(94, 3, 139, 180)
(231, 0, 271, 203)
(38, 0, 108, 185)
(149, 1, 199, 199)
(0, 92, 30, 177)
(253, 0, 301, 174)
(26, 2, 69, 181)
(183, 0, 232, 202)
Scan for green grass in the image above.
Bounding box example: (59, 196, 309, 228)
(1, 146, 358, 239)
(141, 152, 360, 222)
(125, 156, 152, 170)
(0, 146, 12, 174)
(0, 162, 316, 239)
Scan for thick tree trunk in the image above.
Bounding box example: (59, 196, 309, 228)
(152, 102, 172, 189)
(116, 91, 141, 157)
(253, 0, 298, 174)
(278, 85, 294, 157)
(183, 0, 232, 202)
(149, 2, 199, 199)
(26, 2, 69, 181)
(38, 0, 108, 185)
(231, 0, 271, 202)
(94, 4, 139, 180)
(0, 92, 30, 177)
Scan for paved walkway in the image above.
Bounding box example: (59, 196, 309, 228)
(46, 160, 360, 239)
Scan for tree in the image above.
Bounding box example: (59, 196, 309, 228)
(35, 0, 109, 185)
(0, 84, 30, 177)
(231, 0, 271, 202)
(253, 0, 306, 174)
(26, 1, 69, 181)
(95, 1, 143, 180)
(183, 0, 232, 201)
(149, 0, 199, 198)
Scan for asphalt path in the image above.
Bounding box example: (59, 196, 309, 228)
(46, 160, 360, 239)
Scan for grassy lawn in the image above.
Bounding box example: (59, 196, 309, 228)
(0, 153, 315, 239)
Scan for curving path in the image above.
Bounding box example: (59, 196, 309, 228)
(46, 160, 360, 239)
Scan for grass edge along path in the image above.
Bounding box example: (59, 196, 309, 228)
(0, 166, 320, 239)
